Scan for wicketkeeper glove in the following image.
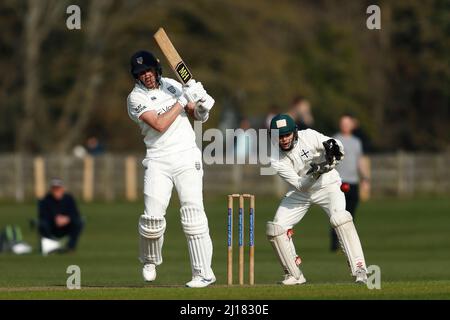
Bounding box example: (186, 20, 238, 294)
(306, 161, 336, 179)
(323, 139, 345, 165)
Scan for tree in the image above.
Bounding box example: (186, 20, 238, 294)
(17, 0, 115, 154)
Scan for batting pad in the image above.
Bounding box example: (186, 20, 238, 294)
(180, 206, 214, 279)
(266, 222, 302, 279)
(138, 215, 166, 265)
(330, 211, 367, 275)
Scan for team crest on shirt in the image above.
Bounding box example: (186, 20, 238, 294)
(300, 149, 310, 160)
(195, 161, 201, 170)
(167, 86, 176, 94)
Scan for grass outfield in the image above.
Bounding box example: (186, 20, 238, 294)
(0, 196, 449, 299)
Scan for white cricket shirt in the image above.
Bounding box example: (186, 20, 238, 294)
(127, 77, 197, 159)
(270, 129, 343, 192)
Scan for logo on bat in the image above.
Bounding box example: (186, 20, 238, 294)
(176, 62, 192, 83)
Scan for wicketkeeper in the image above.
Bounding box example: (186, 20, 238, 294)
(267, 114, 368, 285)
(126, 50, 215, 288)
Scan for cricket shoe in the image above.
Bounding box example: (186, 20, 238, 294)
(355, 268, 368, 284)
(280, 273, 307, 285)
(185, 275, 216, 288)
(142, 263, 156, 282)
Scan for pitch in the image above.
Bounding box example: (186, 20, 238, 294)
(0, 197, 449, 299)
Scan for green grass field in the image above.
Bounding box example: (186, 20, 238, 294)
(0, 196, 449, 299)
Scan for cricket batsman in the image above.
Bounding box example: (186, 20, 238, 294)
(126, 50, 215, 288)
(267, 114, 367, 285)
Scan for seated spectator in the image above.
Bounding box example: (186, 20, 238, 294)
(38, 178, 84, 253)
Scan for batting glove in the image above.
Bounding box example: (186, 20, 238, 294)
(197, 93, 215, 111)
(183, 81, 206, 103)
(177, 94, 189, 108)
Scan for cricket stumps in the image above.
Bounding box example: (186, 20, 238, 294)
(227, 193, 255, 285)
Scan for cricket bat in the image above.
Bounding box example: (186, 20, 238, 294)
(153, 27, 193, 85)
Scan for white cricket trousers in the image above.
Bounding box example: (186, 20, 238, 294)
(274, 181, 345, 228)
(140, 147, 214, 279)
(272, 181, 367, 277)
(143, 147, 204, 215)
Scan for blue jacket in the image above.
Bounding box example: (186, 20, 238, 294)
(38, 193, 81, 224)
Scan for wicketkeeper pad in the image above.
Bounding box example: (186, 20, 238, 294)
(266, 221, 303, 279)
(138, 215, 166, 265)
(330, 211, 367, 275)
